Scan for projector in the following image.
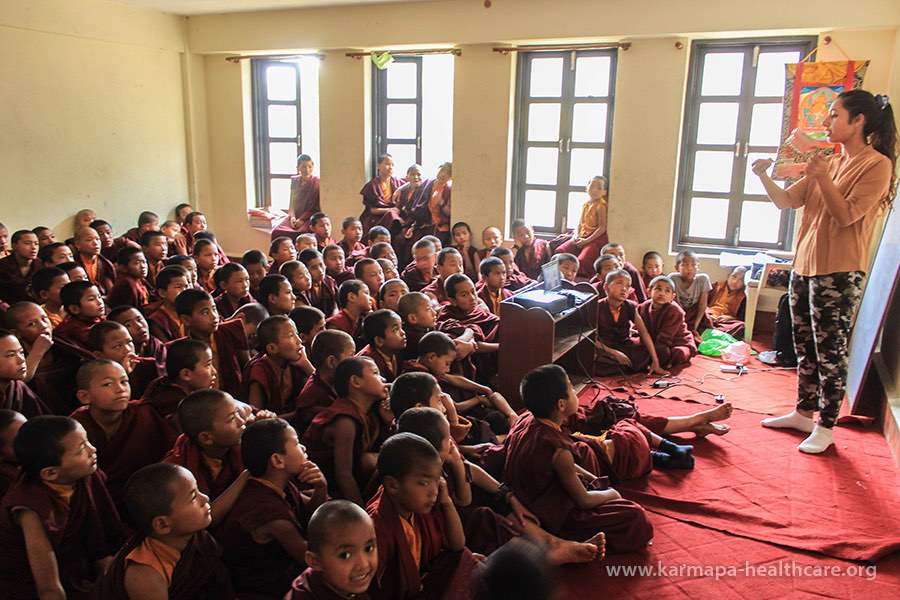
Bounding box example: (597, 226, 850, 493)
(512, 290, 571, 314)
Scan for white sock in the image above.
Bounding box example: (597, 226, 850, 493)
(761, 411, 815, 433)
(798, 425, 834, 454)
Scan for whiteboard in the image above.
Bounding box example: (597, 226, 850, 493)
(848, 206, 900, 412)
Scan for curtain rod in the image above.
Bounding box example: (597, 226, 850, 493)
(345, 48, 462, 59)
(493, 42, 631, 55)
(225, 53, 324, 63)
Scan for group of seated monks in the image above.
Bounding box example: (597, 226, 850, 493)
(0, 171, 747, 598)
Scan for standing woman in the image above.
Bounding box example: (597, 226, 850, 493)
(753, 90, 897, 454)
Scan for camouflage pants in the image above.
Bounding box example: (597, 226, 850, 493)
(789, 271, 865, 428)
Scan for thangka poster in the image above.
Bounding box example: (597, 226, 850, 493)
(772, 60, 869, 182)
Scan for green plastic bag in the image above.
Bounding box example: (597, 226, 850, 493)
(697, 329, 739, 357)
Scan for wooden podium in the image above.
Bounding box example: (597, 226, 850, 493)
(498, 281, 598, 410)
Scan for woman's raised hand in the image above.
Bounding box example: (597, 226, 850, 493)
(751, 158, 774, 177)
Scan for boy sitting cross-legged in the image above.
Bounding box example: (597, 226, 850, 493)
(638, 275, 698, 370)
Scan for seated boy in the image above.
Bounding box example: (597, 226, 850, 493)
(438, 274, 501, 345)
(106, 246, 151, 309)
(357, 309, 407, 382)
(338, 217, 367, 267)
(504, 365, 653, 553)
(213, 262, 253, 318)
(476, 257, 511, 316)
(0, 410, 25, 499)
(243, 315, 310, 416)
(422, 248, 464, 306)
(192, 238, 220, 294)
(0, 329, 50, 418)
(299, 248, 339, 317)
(640, 251, 664, 291)
(303, 357, 390, 505)
(270, 236, 298, 274)
(595, 269, 667, 376)
(30, 267, 69, 330)
(54, 280, 105, 350)
(707, 265, 748, 339)
(241, 249, 270, 299)
(140, 229, 169, 288)
(366, 226, 392, 248)
(476, 226, 502, 261)
(379, 278, 409, 314)
(175, 288, 250, 397)
(0, 416, 122, 598)
(72, 226, 117, 295)
(285, 500, 377, 599)
(70, 359, 177, 504)
(293, 330, 356, 434)
(108, 305, 168, 393)
(490, 247, 532, 291)
(91, 463, 236, 599)
(400, 238, 437, 292)
(556, 253, 580, 283)
(310, 212, 336, 252)
(511, 219, 552, 280)
(638, 276, 698, 369)
(354, 258, 385, 304)
(669, 250, 713, 340)
(366, 432, 477, 600)
(326, 279, 372, 351)
(87, 319, 163, 400)
(590, 254, 628, 300)
(232, 301, 269, 354)
(282, 260, 312, 309)
(219, 418, 328, 597)
(602, 242, 647, 303)
(396, 292, 479, 368)
(141, 338, 215, 427)
(369, 241, 398, 266)
(323, 243, 354, 285)
(38, 242, 73, 268)
(377, 257, 399, 282)
(147, 265, 191, 343)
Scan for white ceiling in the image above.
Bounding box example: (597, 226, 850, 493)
(109, 0, 434, 16)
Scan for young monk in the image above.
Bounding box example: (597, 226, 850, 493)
(73, 226, 117, 296)
(296, 233, 318, 254)
(219, 418, 328, 597)
(669, 250, 713, 339)
(641, 251, 665, 291)
(369, 242, 397, 267)
(106, 246, 151, 309)
(0, 410, 25, 499)
(140, 338, 216, 426)
(590, 253, 634, 301)
(32, 226, 57, 248)
(285, 500, 378, 600)
(38, 242, 74, 267)
(299, 248, 339, 317)
(476, 226, 502, 261)
(243, 316, 309, 416)
(293, 330, 356, 434)
(379, 278, 409, 314)
(0, 330, 50, 418)
(438, 274, 501, 345)
(30, 267, 69, 330)
(281, 260, 313, 307)
(70, 359, 177, 505)
(377, 258, 399, 282)
(504, 364, 653, 553)
(323, 243, 354, 285)
(476, 257, 512, 316)
(396, 292, 480, 369)
(639, 276, 698, 370)
(176, 288, 250, 397)
(490, 247, 533, 291)
(163, 389, 249, 501)
(326, 279, 372, 350)
(139, 229, 168, 288)
(231, 302, 268, 356)
(511, 219, 552, 280)
(54, 280, 105, 350)
(290, 305, 326, 354)
(400, 238, 437, 292)
(366, 432, 477, 600)
(91, 463, 236, 599)
(0, 416, 122, 598)
(74, 208, 98, 231)
(271, 153, 321, 239)
(407, 162, 453, 248)
(258, 273, 298, 317)
(191, 238, 219, 294)
(354, 257, 385, 303)
(337, 218, 367, 267)
(357, 309, 407, 383)
(270, 236, 299, 274)
(160, 219, 184, 254)
(87, 320, 163, 400)
(89, 219, 127, 264)
(311, 212, 336, 252)
(707, 266, 748, 339)
(450, 222, 480, 281)
(167, 254, 199, 289)
(214, 262, 253, 317)
(0, 222, 9, 259)
(603, 242, 647, 304)
(360, 154, 404, 237)
(303, 356, 390, 505)
(554, 175, 610, 276)
(422, 247, 464, 306)
(107, 305, 167, 396)
(147, 265, 191, 342)
(242, 249, 270, 299)
(367, 226, 392, 248)
(0, 229, 41, 304)
(595, 269, 667, 376)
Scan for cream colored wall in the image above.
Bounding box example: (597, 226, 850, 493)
(0, 0, 190, 237)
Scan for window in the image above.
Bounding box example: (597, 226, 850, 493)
(251, 57, 320, 209)
(675, 38, 816, 252)
(512, 50, 617, 235)
(372, 55, 454, 177)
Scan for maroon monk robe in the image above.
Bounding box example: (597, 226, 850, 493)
(240, 353, 307, 414)
(147, 304, 184, 343)
(163, 434, 244, 500)
(121, 227, 142, 245)
(443, 452, 512, 556)
(598, 418, 656, 481)
(0, 254, 42, 303)
(307, 274, 339, 317)
(75, 253, 117, 296)
(437, 304, 499, 343)
(338, 239, 368, 268)
(303, 397, 383, 500)
(1, 380, 50, 419)
(638, 300, 697, 369)
(175, 318, 248, 399)
(366, 485, 478, 600)
(106, 274, 151, 310)
(218, 478, 311, 597)
(28, 337, 92, 416)
(513, 238, 552, 280)
(292, 371, 336, 435)
(401, 321, 479, 383)
(504, 265, 533, 291)
(595, 298, 651, 375)
(475, 283, 511, 317)
(139, 375, 187, 427)
(683, 302, 714, 343)
(620, 261, 648, 304)
(70, 401, 178, 505)
(214, 292, 252, 319)
(326, 309, 365, 351)
(91, 530, 236, 600)
(0, 461, 19, 500)
(271, 175, 322, 240)
(406, 180, 453, 249)
(126, 338, 167, 400)
(316, 236, 337, 254)
(54, 315, 103, 351)
(0, 471, 123, 599)
(359, 176, 404, 236)
(326, 266, 354, 286)
(286, 567, 373, 600)
(502, 414, 652, 553)
(454, 245, 480, 282)
(400, 261, 436, 292)
(101, 237, 133, 264)
(357, 345, 400, 382)
(421, 276, 450, 305)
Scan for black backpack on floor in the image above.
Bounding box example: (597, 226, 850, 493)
(773, 293, 798, 367)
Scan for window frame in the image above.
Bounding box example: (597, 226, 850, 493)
(371, 56, 424, 175)
(511, 49, 618, 237)
(674, 37, 817, 254)
(251, 59, 304, 209)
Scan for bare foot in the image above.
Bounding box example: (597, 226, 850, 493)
(693, 422, 731, 438)
(545, 533, 604, 565)
(700, 402, 733, 422)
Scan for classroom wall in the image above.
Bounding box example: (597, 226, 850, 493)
(0, 0, 190, 237)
